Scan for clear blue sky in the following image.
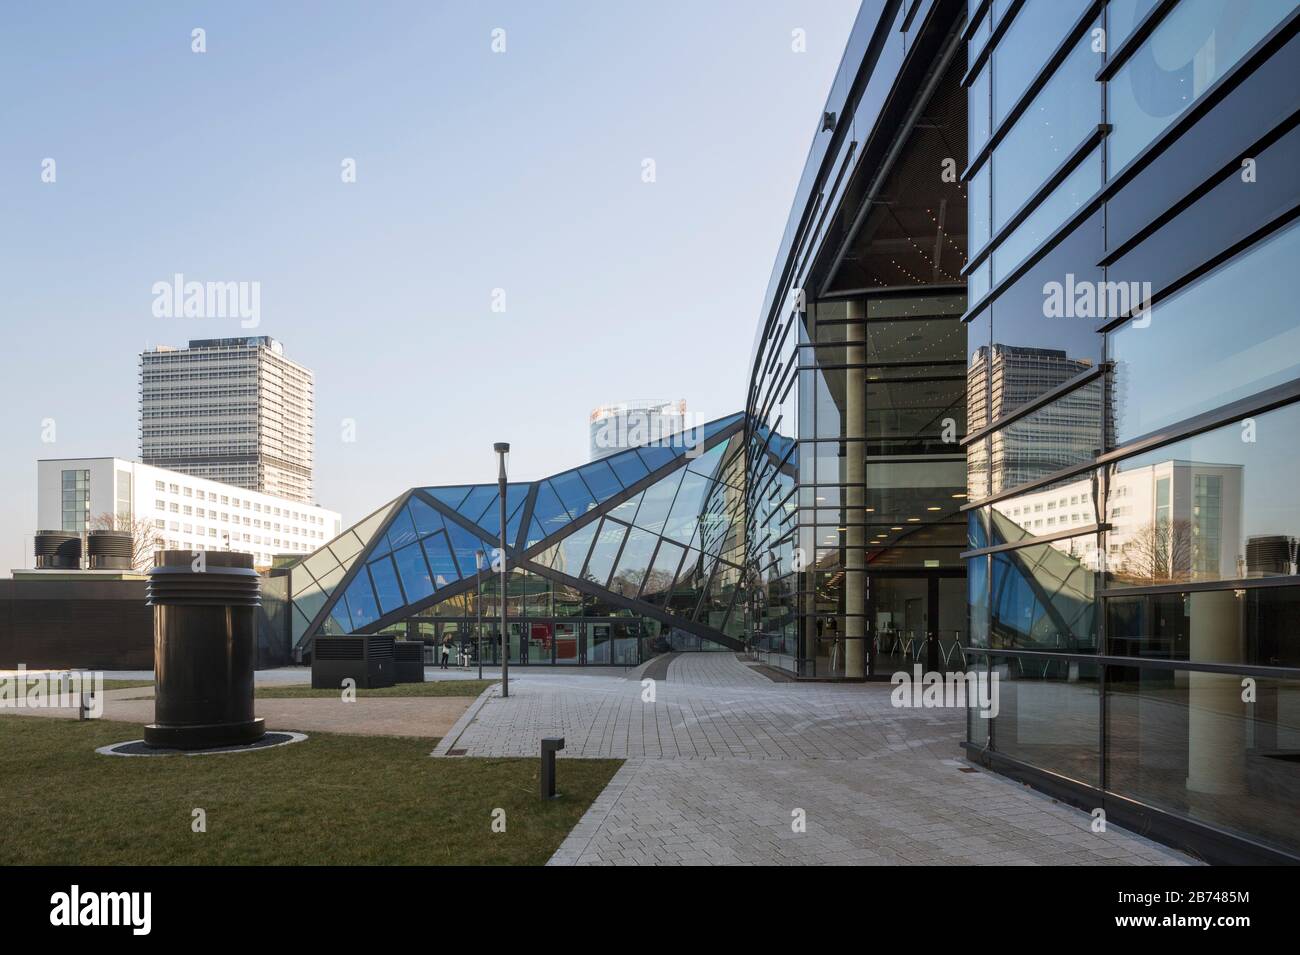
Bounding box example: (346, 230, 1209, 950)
(0, 0, 862, 570)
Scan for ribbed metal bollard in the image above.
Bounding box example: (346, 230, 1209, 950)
(540, 737, 565, 799)
(144, 551, 265, 749)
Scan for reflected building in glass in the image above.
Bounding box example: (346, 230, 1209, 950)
(962, 0, 1300, 863)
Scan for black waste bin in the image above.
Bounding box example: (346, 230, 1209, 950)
(144, 550, 265, 749)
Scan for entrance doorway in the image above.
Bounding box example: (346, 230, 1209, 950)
(870, 572, 967, 676)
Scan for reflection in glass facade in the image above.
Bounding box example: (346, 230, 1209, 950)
(964, 0, 1300, 862)
(288, 415, 748, 666)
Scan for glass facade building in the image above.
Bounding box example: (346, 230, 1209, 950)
(961, 0, 1300, 863)
(288, 415, 747, 666)
(281, 0, 1300, 863)
(746, 0, 971, 679)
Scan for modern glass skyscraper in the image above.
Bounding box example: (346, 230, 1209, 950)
(589, 400, 688, 461)
(140, 337, 315, 504)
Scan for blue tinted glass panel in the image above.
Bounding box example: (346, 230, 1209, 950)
(478, 492, 527, 543)
(607, 448, 649, 487)
(1107, 0, 1295, 176)
(607, 490, 642, 525)
(578, 461, 622, 501)
(663, 471, 712, 543)
(993, 0, 1091, 127)
(444, 521, 489, 578)
(970, 63, 990, 158)
(457, 486, 497, 525)
(392, 541, 434, 603)
(637, 445, 678, 471)
(1107, 0, 1160, 51)
(553, 521, 598, 578)
(550, 472, 597, 521)
(343, 576, 380, 630)
(422, 532, 460, 588)
(525, 517, 547, 550)
(991, 146, 1101, 284)
(409, 496, 446, 537)
(992, 32, 1100, 231)
(990, 536, 1096, 649)
(424, 486, 472, 510)
(701, 413, 742, 440)
(326, 609, 352, 635)
(382, 505, 420, 556)
(583, 519, 628, 587)
(634, 469, 683, 534)
(1111, 218, 1300, 443)
(531, 482, 571, 536)
(504, 496, 527, 549)
(641, 539, 685, 603)
(369, 556, 405, 614)
(608, 527, 658, 598)
(685, 443, 727, 482)
(970, 164, 990, 257)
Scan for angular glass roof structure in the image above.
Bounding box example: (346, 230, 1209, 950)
(288, 414, 747, 656)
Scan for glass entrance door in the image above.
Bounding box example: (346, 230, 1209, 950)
(525, 622, 552, 663)
(872, 577, 929, 676)
(554, 622, 583, 664)
(587, 622, 612, 664)
(870, 574, 965, 676)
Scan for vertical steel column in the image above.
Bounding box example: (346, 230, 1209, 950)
(495, 443, 510, 697)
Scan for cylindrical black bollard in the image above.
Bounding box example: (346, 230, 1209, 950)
(144, 550, 265, 749)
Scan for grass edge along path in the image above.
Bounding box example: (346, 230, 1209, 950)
(0, 715, 620, 865)
(255, 680, 499, 699)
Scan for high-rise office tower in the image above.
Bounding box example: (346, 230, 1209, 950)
(140, 337, 315, 504)
(589, 400, 688, 460)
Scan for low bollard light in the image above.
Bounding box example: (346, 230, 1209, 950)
(540, 736, 565, 799)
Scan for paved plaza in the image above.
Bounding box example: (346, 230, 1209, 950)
(434, 653, 1193, 866)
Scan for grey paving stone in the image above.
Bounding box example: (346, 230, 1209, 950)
(454, 654, 1196, 867)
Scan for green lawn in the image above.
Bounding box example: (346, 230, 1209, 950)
(255, 680, 498, 699)
(0, 716, 620, 865)
(98, 680, 156, 691)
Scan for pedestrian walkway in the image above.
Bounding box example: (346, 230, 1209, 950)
(436, 652, 1193, 866)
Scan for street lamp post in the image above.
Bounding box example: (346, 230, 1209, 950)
(475, 549, 485, 681)
(494, 442, 510, 698)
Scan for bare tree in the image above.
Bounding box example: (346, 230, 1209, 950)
(1112, 519, 1194, 585)
(88, 511, 165, 572)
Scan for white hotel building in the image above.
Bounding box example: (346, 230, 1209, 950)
(37, 457, 341, 569)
